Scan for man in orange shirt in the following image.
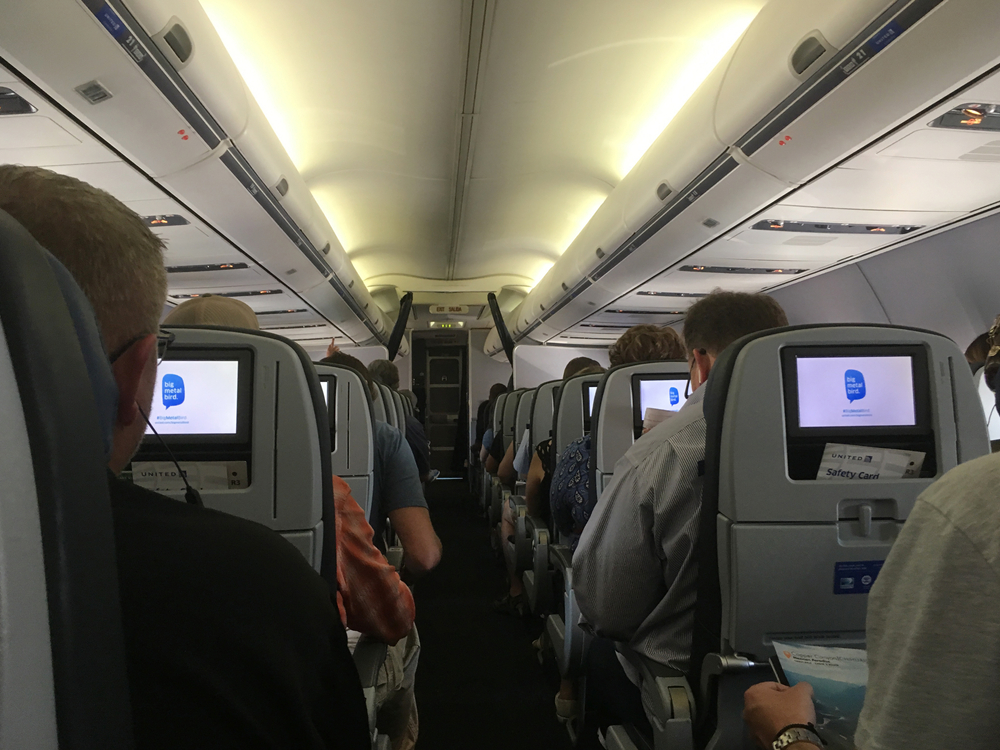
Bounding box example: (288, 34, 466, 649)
(333, 476, 419, 750)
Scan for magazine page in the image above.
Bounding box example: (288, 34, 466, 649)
(772, 641, 868, 750)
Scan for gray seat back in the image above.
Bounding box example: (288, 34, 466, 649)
(694, 324, 990, 747)
(513, 388, 537, 463)
(530, 379, 561, 450)
(391, 389, 406, 430)
(591, 360, 689, 498)
(372, 382, 388, 423)
(132, 327, 331, 573)
(502, 389, 526, 453)
(492, 392, 508, 438)
(0, 210, 133, 748)
(316, 364, 377, 522)
(552, 372, 604, 461)
(379, 383, 398, 428)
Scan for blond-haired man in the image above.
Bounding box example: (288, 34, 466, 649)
(0, 165, 369, 749)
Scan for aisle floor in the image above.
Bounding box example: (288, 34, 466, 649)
(413, 478, 573, 749)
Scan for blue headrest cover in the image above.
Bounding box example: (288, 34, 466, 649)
(44, 251, 119, 460)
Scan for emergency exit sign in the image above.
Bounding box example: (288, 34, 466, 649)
(429, 304, 468, 314)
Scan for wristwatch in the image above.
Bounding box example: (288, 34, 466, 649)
(772, 724, 824, 749)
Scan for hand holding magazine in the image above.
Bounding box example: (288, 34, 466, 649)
(771, 641, 868, 750)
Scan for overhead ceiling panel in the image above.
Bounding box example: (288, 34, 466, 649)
(453, 0, 763, 289)
(200, 0, 465, 287)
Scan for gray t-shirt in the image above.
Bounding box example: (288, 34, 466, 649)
(855, 451, 1000, 749)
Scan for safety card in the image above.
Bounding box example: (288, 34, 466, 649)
(772, 641, 868, 750)
(816, 442, 925, 480)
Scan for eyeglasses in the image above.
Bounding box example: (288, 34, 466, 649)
(109, 330, 175, 365)
(685, 348, 707, 398)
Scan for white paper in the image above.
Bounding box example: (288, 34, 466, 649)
(642, 407, 675, 432)
(816, 443, 925, 480)
(773, 641, 868, 750)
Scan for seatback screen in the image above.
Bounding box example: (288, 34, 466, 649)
(638, 378, 689, 417)
(795, 356, 916, 428)
(977, 369, 1000, 440)
(146, 360, 240, 434)
(142, 348, 253, 445)
(781, 345, 931, 438)
(321, 380, 329, 406)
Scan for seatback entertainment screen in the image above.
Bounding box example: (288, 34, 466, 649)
(795, 355, 915, 428)
(143, 349, 253, 444)
(146, 360, 240, 435)
(782, 345, 930, 438)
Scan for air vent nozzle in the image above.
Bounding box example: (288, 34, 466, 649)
(274, 177, 289, 197)
(595, 247, 606, 259)
(656, 182, 672, 201)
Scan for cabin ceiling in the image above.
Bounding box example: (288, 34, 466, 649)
(199, 0, 764, 298)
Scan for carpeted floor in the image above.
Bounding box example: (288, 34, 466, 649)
(412, 478, 573, 749)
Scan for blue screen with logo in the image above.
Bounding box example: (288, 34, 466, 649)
(145, 360, 240, 435)
(795, 355, 916, 428)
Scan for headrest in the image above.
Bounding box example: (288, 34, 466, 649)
(0, 211, 118, 459)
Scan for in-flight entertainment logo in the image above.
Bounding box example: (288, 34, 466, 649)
(162, 374, 185, 409)
(844, 369, 866, 403)
(669, 386, 679, 406)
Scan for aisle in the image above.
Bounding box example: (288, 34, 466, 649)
(413, 479, 573, 749)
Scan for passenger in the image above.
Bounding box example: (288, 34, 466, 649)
(966, 330, 991, 366)
(573, 291, 788, 744)
(550, 324, 685, 552)
(0, 164, 370, 748)
(162, 294, 260, 329)
(369, 358, 432, 484)
(494, 357, 602, 617)
(168, 291, 419, 748)
(744, 313, 1000, 750)
(321, 351, 443, 577)
(475, 382, 507, 458)
(480, 383, 508, 467)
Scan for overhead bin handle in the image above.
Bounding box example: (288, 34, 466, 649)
(387, 292, 413, 361)
(487, 292, 516, 366)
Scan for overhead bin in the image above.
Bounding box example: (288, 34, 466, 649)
(514, 0, 1000, 343)
(0, 0, 387, 346)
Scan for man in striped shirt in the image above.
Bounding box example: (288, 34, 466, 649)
(573, 291, 788, 742)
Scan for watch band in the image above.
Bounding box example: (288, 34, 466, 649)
(772, 724, 824, 749)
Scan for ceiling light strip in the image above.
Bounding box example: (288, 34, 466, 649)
(515, 0, 945, 346)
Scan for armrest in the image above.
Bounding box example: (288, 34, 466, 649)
(549, 544, 573, 573)
(508, 494, 527, 518)
(617, 646, 695, 748)
(352, 637, 388, 689)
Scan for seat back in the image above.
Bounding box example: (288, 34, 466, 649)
(0, 210, 134, 748)
(316, 364, 377, 522)
(693, 324, 990, 747)
(513, 388, 537, 461)
(530, 379, 561, 450)
(372, 382, 389, 423)
(131, 327, 332, 575)
(391, 389, 405, 428)
(551, 371, 605, 468)
(502, 389, 526, 452)
(973, 365, 1000, 443)
(591, 360, 690, 498)
(379, 383, 399, 428)
(491, 392, 508, 439)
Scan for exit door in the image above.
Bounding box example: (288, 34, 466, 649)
(425, 346, 463, 474)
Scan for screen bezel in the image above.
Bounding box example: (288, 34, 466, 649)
(142, 347, 254, 446)
(583, 384, 597, 432)
(630, 373, 691, 433)
(318, 372, 337, 443)
(781, 344, 932, 439)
